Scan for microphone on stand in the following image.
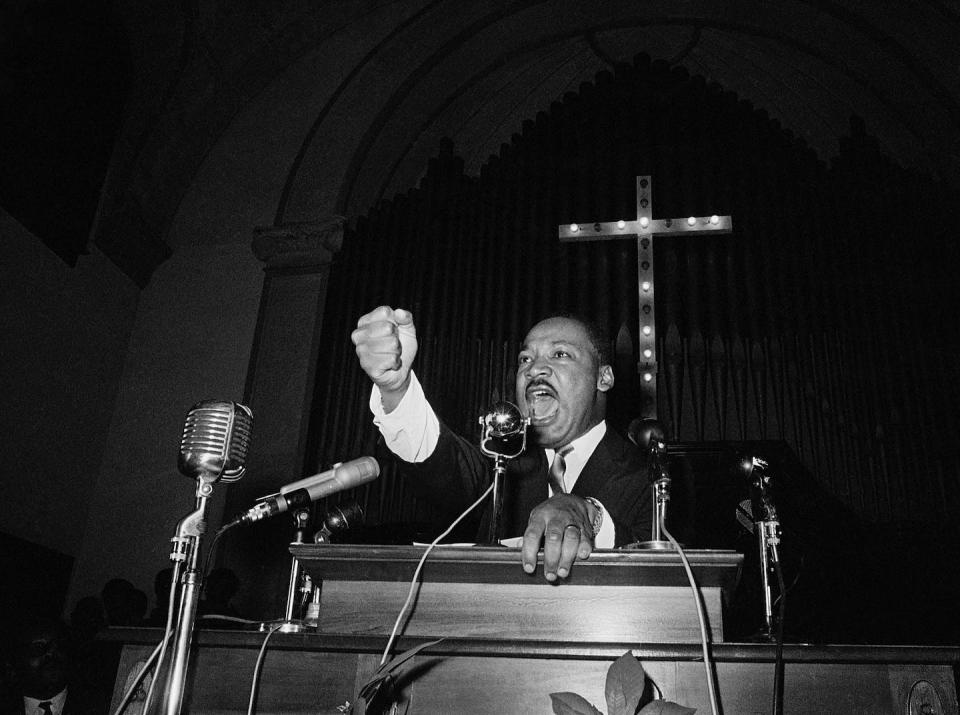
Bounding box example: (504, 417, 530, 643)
(479, 401, 529, 459)
(738, 454, 783, 643)
(146, 400, 253, 715)
(178, 400, 253, 483)
(478, 401, 529, 544)
(756, 473, 778, 526)
(625, 418, 672, 549)
(739, 454, 787, 712)
(223, 457, 377, 634)
(628, 417, 669, 483)
(226, 456, 379, 527)
(627, 417, 666, 456)
(739, 455, 779, 526)
(313, 501, 365, 544)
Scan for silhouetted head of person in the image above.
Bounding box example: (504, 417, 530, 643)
(69, 596, 105, 642)
(154, 567, 174, 603)
(101, 578, 145, 626)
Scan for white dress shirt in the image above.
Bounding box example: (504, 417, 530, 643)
(24, 687, 67, 715)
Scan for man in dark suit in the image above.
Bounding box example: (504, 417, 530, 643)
(352, 306, 651, 581)
(2, 616, 100, 715)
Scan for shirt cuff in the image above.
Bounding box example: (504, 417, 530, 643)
(370, 371, 439, 462)
(592, 500, 616, 548)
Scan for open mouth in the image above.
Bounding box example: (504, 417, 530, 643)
(526, 384, 559, 424)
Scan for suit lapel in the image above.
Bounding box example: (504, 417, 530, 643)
(570, 430, 623, 498)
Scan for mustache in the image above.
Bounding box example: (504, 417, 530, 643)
(523, 378, 557, 395)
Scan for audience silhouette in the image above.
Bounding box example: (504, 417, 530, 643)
(100, 579, 147, 628)
(145, 568, 174, 627)
(0, 566, 251, 714)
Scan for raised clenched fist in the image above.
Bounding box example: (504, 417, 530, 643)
(351, 305, 418, 397)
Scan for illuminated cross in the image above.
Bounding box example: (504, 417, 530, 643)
(558, 176, 733, 420)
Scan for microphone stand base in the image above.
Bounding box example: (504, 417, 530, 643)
(260, 620, 317, 634)
(745, 627, 777, 643)
(622, 539, 675, 551)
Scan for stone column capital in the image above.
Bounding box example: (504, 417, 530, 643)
(251, 217, 345, 268)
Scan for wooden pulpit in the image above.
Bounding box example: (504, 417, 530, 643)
(291, 544, 742, 643)
(106, 544, 959, 714)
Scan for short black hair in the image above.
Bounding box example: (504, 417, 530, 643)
(532, 312, 611, 366)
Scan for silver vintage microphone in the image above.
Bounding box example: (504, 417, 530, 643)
(478, 401, 529, 544)
(479, 401, 529, 459)
(178, 400, 253, 483)
(227, 456, 379, 527)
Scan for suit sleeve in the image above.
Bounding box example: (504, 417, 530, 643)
(598, 472, 653, 547)
(585, 433, 653, 547)
(392, 421, 493, 533)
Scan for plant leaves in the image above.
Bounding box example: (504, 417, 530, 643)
(549, 692, 605, 715)
(355, 640, 442, 714)
(605, 652, 647, 715)
(357, 672, 394, 707)
(374, 638, 444, 677)
(637, 700, 697, 715)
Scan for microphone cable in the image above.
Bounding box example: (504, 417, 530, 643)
(202, 520, 238, 580)
(659, 515, 721, 715)
(246, 622, 286, 715)
(772, 553, 787, 715)
(379, 482, 495, 666)
(112, 559, 183, 715)
(110, 633, 167, 715)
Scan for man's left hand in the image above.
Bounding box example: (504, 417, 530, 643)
(521, 494, 597, 581)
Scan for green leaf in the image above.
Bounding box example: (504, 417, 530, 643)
(549, 692, 605, 715)
(637, 700, 696, 715)
(605, 652, 647, 715)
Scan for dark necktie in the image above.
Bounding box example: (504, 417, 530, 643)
(38, 702, 53, 715)
(548, 446, 573, 495)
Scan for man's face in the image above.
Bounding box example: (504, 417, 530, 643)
(15, 620, 70, 699)
(515, 317, 613, 449)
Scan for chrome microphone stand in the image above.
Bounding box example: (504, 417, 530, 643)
(146, 400, 252, 715)
(740, 455, 786, 715)
(478, 402, 529, 544)
(626, 419, 673, 550)
(155, 474, 216, 715)
(747, 457, 782, 640)
(757, 512, 782, 639)
(487, 454, 509, 544)
(640, 450, 672, 549)
(297, 502, 365, 627)
(276, 508, 314, 633)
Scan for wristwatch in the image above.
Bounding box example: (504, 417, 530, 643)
(583, 496, 604, 537)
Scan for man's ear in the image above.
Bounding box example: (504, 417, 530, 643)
(597, 364, 615, 393)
